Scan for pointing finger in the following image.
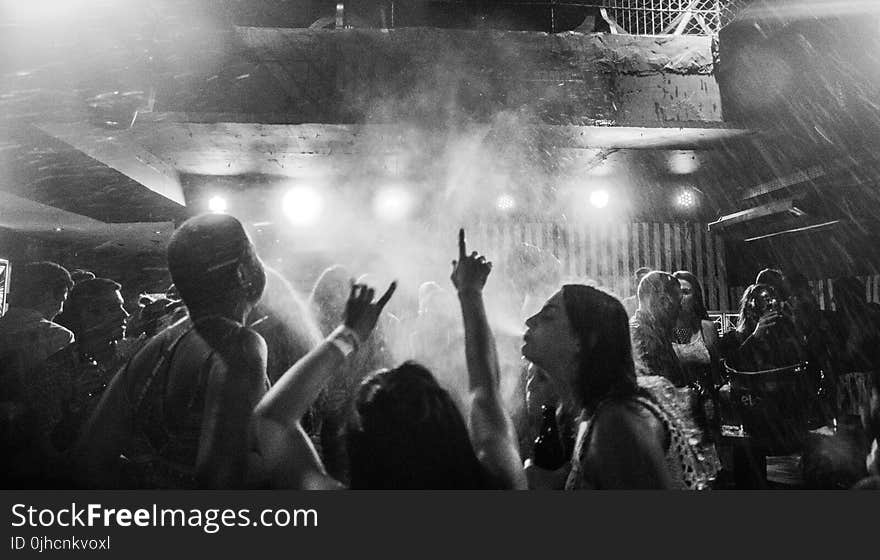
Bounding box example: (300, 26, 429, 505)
(459, 228, 466, 260)
(377, 281, 397, 309)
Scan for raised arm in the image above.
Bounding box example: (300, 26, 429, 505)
(252, 281, 395, 489)
(451, 229, 527, 489)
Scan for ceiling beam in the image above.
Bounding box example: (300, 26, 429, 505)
(34, 121, 186, 206)
(0, 191, 174, 253)
(136, 113, 753, 150)
(707, 197, 805, 233)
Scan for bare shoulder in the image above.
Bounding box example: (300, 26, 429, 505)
(196, 318, 267, 359)
(228, 326, 268, 354)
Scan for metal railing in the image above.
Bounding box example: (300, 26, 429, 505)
(589, 0, 752, 35)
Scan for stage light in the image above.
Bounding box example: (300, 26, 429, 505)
(373, 185, 416, 223)
(282, 186, 323, 227)
(668, 151, 700, 174)
(676, 189, 697, 209)
(208, 196, 228, 214)
(495, 193, 516, 212)
(589, 189, 609, 209)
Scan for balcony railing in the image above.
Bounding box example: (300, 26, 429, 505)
(591, 0, 752, 36)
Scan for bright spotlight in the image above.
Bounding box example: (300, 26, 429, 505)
(373, 186, 416, 222)
(676, 189, 697, 208)
(589, 189, 609, 209)
(208, 196, 228, 214)
(282, 186, 323, 227)
(495, 193, 516, 212)
(668, 150, 700, 174)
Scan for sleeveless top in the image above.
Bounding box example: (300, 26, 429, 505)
(673, 328, 711, 368)
(565, 378, 718, 490)
(124, 324, 204, 488)
(123, 318, 270, 488)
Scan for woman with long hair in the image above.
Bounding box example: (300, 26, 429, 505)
(522, 283, 713, 489)
(672, 271, 722, 391)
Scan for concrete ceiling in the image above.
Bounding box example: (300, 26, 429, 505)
(2, 0, 880, 278)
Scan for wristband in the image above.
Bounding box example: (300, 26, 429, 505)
(328, 325, 362, 358)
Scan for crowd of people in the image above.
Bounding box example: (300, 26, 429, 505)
(1, 213, 878, 489)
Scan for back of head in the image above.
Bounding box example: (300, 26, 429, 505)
(308, 264, 351, 334)
(167, 214, 265, 316)
(560, 284, 636, 410)
(70, 269, 96, 284)
(637, 271, 681, 323)
(634, 266, 652, 284)
(9, 261, 73, 313)
(346, 361, 485, 489)
(417, 281, 442, 315)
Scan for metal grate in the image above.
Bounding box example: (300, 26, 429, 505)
(583, 1, 753, 35)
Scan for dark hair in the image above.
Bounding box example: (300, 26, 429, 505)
(61, 278, 122, 334)
(345, 362, 486, 489)
(755, 268, 788, 300)
(70, 269, 96, 284)
(130, 296, 174, 338)
(673, 270, 708, 328)
(9, 261, 73, 310)
(560, 285, 638, 413)
(167, 214, 265, 315)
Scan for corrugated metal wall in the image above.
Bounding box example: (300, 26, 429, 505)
(467, 221, 731, 310)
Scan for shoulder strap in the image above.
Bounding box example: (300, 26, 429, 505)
(131, 325, 195, 428)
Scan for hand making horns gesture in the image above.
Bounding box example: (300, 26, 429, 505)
(343, 280, 397, 342)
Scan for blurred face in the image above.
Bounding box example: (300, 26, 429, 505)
(751, 286, 781, 316)
(79, 289, 129, 342)
(523, 291, 581, 382)
(240, 243, 266, 306)
(789, 287, 817, 319)
(679, 279, 695, 317)
(50, 287, 70, 320)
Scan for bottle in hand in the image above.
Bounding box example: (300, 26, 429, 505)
(533, 404, 567, 470)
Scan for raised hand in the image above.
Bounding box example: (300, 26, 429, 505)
(752, 310, 779, 340)
(451, 228, 492, 295)
(343, 281, 397, 342)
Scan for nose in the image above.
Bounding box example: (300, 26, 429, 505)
(525, 313, 537, 328)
